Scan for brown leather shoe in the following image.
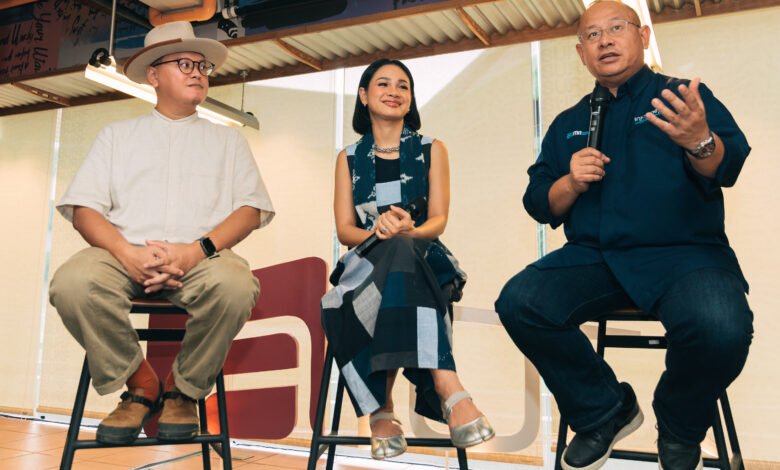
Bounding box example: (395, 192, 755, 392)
(158, 388, 199, 441)
(96, 387, 160, 445)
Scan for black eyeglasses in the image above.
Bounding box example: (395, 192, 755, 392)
(151, 57, 215, 77)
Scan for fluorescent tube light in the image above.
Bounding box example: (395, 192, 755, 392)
(84, 57, 259, 129)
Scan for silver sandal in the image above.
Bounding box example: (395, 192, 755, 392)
(444, 390, 496, 448)
(369, 411, 407, 460)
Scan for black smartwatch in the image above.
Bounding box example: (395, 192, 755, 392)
(198, 237, 218, 258)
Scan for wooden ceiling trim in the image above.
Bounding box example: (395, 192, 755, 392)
(455, 7, 492, 46)
(0, 91, 129, 116)
(0, 64, 86, 87)
(273, 39, 323, 71)
(11, 83, 72, 106)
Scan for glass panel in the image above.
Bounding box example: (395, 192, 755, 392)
(39, 99, 153, 415)
(0, 110, 57, 414)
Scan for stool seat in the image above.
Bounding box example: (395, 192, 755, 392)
(60, 299, 233, 470)
(596, 307, 655, 321)
(130, 298, 187, 314)
(130, 298, 178, 307)
(553, 308, 744, 470)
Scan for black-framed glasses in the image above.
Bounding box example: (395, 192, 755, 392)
(579, 19, 641, 44)
(151, 57, 215, 77)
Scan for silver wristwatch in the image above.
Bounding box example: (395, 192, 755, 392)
(686, 131, 716, 160)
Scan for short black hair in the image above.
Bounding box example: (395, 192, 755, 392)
(352, 58, 421, 135)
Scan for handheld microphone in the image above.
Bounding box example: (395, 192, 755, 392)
(354, 197, 425, 257)
(586, 85, 611, 150)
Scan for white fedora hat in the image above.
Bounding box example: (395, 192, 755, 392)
(123, 21, 228, 84)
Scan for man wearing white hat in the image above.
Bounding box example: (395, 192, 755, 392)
(49, 21, 275, 444)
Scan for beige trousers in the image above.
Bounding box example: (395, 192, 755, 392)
(49, 247, 260, 399)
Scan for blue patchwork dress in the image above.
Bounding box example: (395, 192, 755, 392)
(321, 127, 467, 422)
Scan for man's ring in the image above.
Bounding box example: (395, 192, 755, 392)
(380, 228, 387, 234)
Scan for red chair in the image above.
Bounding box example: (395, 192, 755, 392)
(147, 257, 328, 440)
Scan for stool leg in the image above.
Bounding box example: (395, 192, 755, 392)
(719, 393, 744, 470)
(710, 403, 730, 470)
(308, 346, 335, 470)
(326, 376, 347, 470)
(554, 418, 568, 470)
(216, 371, 232, 470)
(596, 320, 607, 357)
(554, 320, 602, 470)
(197, 397, 212, 470)
(60, 357, 91, 470)
(456, 447, 468, 470)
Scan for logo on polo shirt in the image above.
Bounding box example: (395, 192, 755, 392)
(566, 130, 589, 139)
(634, 109, 661, 125)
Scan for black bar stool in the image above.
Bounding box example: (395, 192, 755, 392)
(307, 342, 469, 470)
(553, 308, 744, 470)
(60, 299, 232, 470)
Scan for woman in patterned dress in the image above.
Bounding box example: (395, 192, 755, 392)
(321, 58, 494, 460)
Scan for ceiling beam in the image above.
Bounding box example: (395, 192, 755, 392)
(455, 7, 491, 46)
(0, 64, 86, 87)
(0, 91, 129, 116)
(11, 83, 71, 106)
(273, 39, 323, 71)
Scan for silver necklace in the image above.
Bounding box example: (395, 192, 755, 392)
(371, 144, 400, 153)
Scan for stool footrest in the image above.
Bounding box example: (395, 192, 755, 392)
(609, 450, 658, 463)
(137, 331, 186, 341)
(71, 434, 229, 450)
(313, 435, 461, 462)
(602, 335, 667, 349)
(610, 449, 739, 469)
(316, 435, 457, 448)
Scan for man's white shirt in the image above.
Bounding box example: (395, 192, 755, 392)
(58, 109, 275, 244)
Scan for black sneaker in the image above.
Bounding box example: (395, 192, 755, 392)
(658, 427, 703, 470)
(561, 382, 644, 470)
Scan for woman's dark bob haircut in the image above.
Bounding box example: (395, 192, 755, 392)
(352, 58, 421, 135)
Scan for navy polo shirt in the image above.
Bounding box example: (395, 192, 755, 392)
(524, 66, 750, 311)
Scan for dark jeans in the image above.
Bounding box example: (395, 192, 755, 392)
(495, 264, 753, 445)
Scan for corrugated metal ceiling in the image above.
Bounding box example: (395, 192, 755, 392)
(0, 0, 773, 115)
